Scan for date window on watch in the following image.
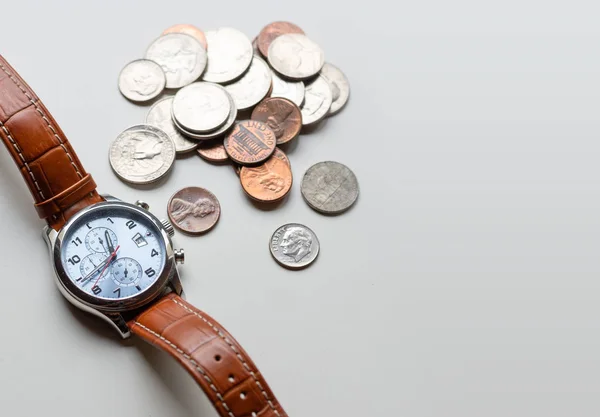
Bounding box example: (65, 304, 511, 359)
(132, 232, 148, 248)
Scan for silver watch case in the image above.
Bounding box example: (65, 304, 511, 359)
(43, 195, 183, 339)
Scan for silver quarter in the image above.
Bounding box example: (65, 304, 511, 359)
(300, 75, 332, 126)
(145, 97, 197, 154)
(118, 59, 166, 102)
(173, 92, 237, 140)
(145, 33, 207, 89)
(109, 125, 176, 185)
(224, 55, 272, 111)
(268, 34, 325, 80)
(270, 70, 304, 107)
(202, 28, 253, 84)
(172, 82, 231, 133)
(319, 62, 350, 116)
(270, 223, 320, 270)
(301, 161, 359, 214)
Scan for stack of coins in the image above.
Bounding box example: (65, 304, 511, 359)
(113, 22, 350, 190)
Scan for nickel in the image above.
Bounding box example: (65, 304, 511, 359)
(270, 223, 319, 269)
(168, 187, 221, 234)
(301, 161, 359, 214)
(118, 59, 166, 102)
(268, 34, 324, 80)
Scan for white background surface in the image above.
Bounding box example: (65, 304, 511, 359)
(0, 1, 599, 416)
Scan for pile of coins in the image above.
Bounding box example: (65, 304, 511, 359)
(111, 22, 357, 269)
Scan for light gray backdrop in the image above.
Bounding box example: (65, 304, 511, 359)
(0, 1, 599, 416)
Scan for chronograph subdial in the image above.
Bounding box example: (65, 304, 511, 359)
(85, 227, 118, 253)
(80, 253, 112, 283)
(111, 257, 143, 287)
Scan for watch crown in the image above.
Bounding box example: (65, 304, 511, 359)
(174, 249, 185, 264)
(135, 200, 150, 210)
(161, 219, 175, 237)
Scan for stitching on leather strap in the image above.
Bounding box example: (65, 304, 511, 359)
(0, 121, 45, 200)
(171, 298, 281, 416)
(0, 62, 83, 179)
(132, 321, 237, 417)
(34, 173, 96, 219)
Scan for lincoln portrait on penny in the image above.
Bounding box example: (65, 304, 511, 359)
(280, 226, 313, 263)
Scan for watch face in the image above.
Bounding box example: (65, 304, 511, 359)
(57, 204, 168, 304)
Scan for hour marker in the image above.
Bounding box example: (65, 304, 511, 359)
(135, 285, 142, 291)
(113, 288, 121, 297)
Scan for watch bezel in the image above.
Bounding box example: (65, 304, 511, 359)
(52, 200, 175, 312)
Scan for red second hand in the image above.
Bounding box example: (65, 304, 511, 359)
(93, 245, 120, 288)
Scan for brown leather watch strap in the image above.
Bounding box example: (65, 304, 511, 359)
(129, 293, 288, 417)
(0, 55, 102, 229)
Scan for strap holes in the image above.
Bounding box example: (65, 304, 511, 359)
(214, 354, 222, 362)
(240, 392, 247, 400)
(228, 374, 235, 383)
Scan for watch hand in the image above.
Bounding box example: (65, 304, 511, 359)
(104, 230, 115, 253)
(81, 245, 120, 286)
(92, 245, 120, 289)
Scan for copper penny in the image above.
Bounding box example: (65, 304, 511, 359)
(224, 120, 276, 165)
(197, 140, 229, 163)
(240, 155, 293, 203)
(168, 187, 221, 235)
(162, 24, 208, 50)
(251, 97, 302, 145)
(257, 21, 305, 58)
(234, 148, 290, 177)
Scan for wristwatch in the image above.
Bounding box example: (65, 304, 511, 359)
(0, 55, 287, 417)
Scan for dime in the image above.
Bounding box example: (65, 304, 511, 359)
(240, 155, 292, 202)
(167, 187, 221, 235)
(301, 75, 332, 126)
(172, 82, 231, 133)
(224, 56, 272, 111)
(162, 24, 208, 50)
(197, 140, 229, 163)
(146, 97, 197, 154)
(270, 70, 304, 107)
(269, 223, 319, 270)
(118, 59, 166, 103)
(202, 28, 253, 84)
(301, 161, 359, 214)
(173, 92, 237, 140)
(224, 120, 276, 165)
(251, 97, 301, 145)
(268, 34, 324, 80)
(257, 21, 305, 58)
(319, 62, 350, 116)
(109, 125, 176, 185)
(145, 33, 207, 89)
